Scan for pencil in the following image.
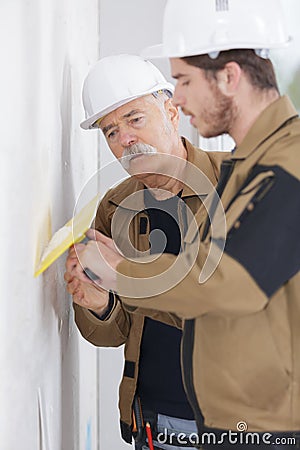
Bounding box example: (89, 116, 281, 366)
(145, 421, 155, 450)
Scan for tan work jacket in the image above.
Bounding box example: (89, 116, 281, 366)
(118, 96, 300, 433)
(73, 138, 227, 442)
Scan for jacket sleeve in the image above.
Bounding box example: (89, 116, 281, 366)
(117, 243, 268, 319)
(124, 305, 182, 329)
(73, 296, 131, 347)
(74, 188, 182, 341)
(73, 190, 133, 346)
(117, 165, 300, 319)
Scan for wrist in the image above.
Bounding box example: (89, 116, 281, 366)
(92, 304, 109, 316)
(90, 291, 115, 320)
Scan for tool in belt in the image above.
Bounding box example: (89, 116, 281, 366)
(132, 395, 197, 449)
(132, 395, 145, 449)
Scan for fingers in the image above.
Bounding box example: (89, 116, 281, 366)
(70, 260, 94, 284)
(73, 288, 84, 304)
(65, 243, 88, 278)
(86, 229, 117, 252)
(65, 246, 79, 273)
(65, 257, 76, 276)
(68, 245, 77, 258)
(65, 275, 89, 305)
(69, 237, 120, 292)
(64, 271, 72, 283)
(66, 276, 80, 295)
(66, 276, 110, 313)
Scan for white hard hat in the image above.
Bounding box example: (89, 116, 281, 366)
(141, 0, 291, 59)
(80, 54, 174, 130)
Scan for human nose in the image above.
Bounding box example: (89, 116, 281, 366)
(119, 126, 137, 147)
(173, 85, 185, 108)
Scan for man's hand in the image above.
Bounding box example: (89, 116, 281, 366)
(86, 229, 119, 253)
(65, 271, 111, 316)
(72, 229, 124, 292)
(64, 244, 111, 316)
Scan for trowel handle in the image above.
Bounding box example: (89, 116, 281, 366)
(83, 267, 101, 282)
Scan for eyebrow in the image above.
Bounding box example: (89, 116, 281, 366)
(101, 109, 145, 136)
(122, 109, 144, 119)
(101, 123, 115, 136)
(172, 73, 186, 80)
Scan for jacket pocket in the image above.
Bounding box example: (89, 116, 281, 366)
(200, 311, 290, 412)
(233, 315, 289, 409)
(225, 170, 275, 234)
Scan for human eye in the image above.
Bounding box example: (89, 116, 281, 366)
(107, 129, 118, 140)
(130, 116, 145, 126)
(182, 79, 190, 87)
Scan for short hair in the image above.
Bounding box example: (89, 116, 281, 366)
(182, 49, 279, 92)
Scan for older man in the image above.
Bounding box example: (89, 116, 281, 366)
(65, 54, 226, 450)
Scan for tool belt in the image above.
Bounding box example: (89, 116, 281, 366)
(132, 396, 197, 449)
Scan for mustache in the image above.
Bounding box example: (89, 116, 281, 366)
(122, 142, 157, 158)
(121, 143, 157, 169)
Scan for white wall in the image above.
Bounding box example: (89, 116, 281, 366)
(0, 1, 99, 449)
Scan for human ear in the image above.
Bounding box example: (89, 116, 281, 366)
(165, 98, 179, 127)
(216, 62, 241, 95)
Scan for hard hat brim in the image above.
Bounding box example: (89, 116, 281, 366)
(141, 39, 292, 60)
(80, 82, 174, 130)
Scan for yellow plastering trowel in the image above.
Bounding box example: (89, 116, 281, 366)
(34, 195, 100, 277)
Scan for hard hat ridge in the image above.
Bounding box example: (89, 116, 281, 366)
(141, 0, 291, 59)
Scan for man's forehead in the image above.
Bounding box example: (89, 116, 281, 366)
(100, 96, 153, 128)
(170, 57, 197, 78)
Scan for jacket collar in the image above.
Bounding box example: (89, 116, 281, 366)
(181, 137, 212, 198)
(233, 96, 298, 160)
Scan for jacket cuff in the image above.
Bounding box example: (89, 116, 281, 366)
(89, 290, 115, 321)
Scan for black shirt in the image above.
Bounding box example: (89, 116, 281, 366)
(137, 189, 194, 419)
